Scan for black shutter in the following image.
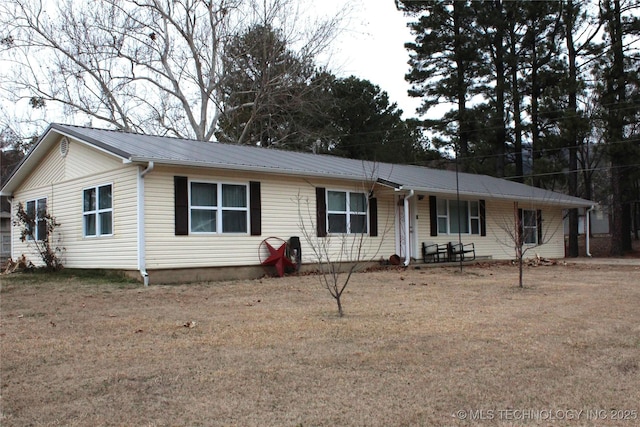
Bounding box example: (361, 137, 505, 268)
(316, 187, 327, 237)
(174, 176, 189, 235)
(429, 195, 438, 236)
(249, 181, 261, 236)
(369, 197, 378, 237)
(38, 199, 48, 241)
(518, 208, 524, 245)
(479, 199, 486, 236)
(537, 209, 543, 243)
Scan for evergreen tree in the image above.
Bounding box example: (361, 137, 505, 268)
(328, 76, 438, 164)
(217, 24, 330, 150)
(398, 0, 482, 171)
(559, 0, 601, 256)
(596, 0, 640, 254)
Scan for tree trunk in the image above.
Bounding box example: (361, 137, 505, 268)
(610, 166, 625, 255)
(453, 1, 469, 172)
(530, 41, 541, 188)
(508, 5, 524, 183)
(514, 202, 524, 288)
(566, 0, 580, 257)
(519, 252, 524, 288)
(606, 0, 631, 255)
(493, 0, 506, 178)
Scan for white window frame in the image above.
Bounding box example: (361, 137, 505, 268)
(189, 180, 249, 234)
(326, 190, 368, 235)
(436, 199, 480, 235)
(522, 209, 538, 245)
(25, 197, 47, 241)
(83, 183, 113, 237)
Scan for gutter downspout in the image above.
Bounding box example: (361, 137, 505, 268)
(8, 197, 14, 261)
(138, 161, 154, 286)
(403, 189, 415, 266)
(586, 205, 595, 257)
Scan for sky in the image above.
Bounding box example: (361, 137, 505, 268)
(0, 0, 424, 138)
(317, 0, 422, 118)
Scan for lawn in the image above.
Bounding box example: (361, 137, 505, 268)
(1, 263, 639, 426)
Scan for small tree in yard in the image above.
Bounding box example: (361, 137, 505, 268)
(13, 202, 63, 271)
(296, 178, 390, 317)
(496, 201, 562, 288)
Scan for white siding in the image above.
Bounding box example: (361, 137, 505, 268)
(415, 196, 566, 260)
(20, 143, 66, 191)
(64, 137, 123, 179)
(19, 137, 123, 192)
(143, 166, 397, 269)
(10, 136, 569, 273)
(11, 143, 139, 269)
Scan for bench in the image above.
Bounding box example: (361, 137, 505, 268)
(448, 242, 475, 262)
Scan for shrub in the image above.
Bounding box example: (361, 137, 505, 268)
(13, 202, 63, 271)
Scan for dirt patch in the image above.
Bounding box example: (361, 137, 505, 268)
(1, 264, 639, 426)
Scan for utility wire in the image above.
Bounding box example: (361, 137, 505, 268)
(501, 162, 640, 181)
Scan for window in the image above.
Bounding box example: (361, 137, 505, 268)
(436, 199, 480, 235)
(25, 198, 47, 241)
(190, 181, 248, 234)
(83, 184, 113, 237)
(327, 190, 367, 234)
(522, 209, 538, 244)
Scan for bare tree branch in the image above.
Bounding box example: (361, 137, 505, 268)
(0, 0, 348, 140)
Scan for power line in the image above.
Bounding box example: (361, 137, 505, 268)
(435, 136, 640, 164)
(501, 162, 640, 181)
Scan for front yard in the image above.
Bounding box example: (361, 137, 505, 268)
(1, 262, 639, 426)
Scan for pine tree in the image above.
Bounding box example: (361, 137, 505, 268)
(598, 0, 640, 254)
(398, 0, 482, 171)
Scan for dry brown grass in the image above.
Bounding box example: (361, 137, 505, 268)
(1, 262, 639, 426)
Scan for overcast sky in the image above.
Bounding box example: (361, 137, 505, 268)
(318, 0, 422, 118)
(0, 1, 424, 136)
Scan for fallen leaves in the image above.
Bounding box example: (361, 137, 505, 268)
(2, 255, 34, 274)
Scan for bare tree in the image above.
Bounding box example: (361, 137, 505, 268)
(0, 0, 347, 140)
(296, 170, 391, 317)
(494, 201, 563, 288)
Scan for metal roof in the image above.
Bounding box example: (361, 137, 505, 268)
(1, 123, 594, 208)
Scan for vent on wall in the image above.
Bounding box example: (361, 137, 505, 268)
(59, 137, 69, 157)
